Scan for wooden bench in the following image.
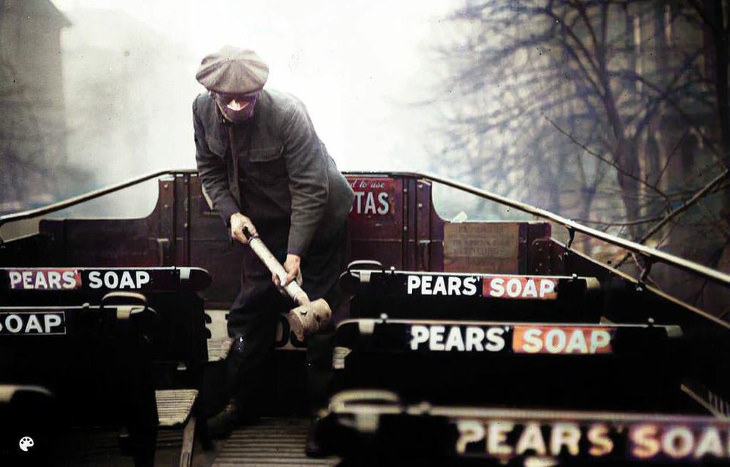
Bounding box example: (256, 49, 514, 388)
(0, 267, 211, 467)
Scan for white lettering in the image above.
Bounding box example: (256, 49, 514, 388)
(407, 275, 420, 294)
(429, 325, 445, 351)
(456, 420, 484, 454)
(351, 189, 391, 216)
(485, 277, 559, 299)
(34, 272, 48, 289)
(408, 275, 481, 296)
(506, 278, 522, 298)
(89, 271, 152, 289)
(119, 272, 136, 289)
(523, 279, 538, 298)
(463, 277, 478, 296)
(421, 275, 433, 295)
(485, 327, 506, 352)
(631, 424, 730, 460)
(488, 421, 514, 456)
(0, 313, 66, 335)
(377, 192, 389, 215)
(540, 279, 556, 297)
(694, 426, 724, 459)
(22, 271, 33, 289)
(587, 424, 614, 457)
(410, 325, 507, 352)
(364, 192, 377, 214)
(465, 327, 484, 351)
(25, 314, 43, 333)
(631, 425, 661, 459)
(565, 329, 589, 353)
(545, 329, 566, 353)
(9, 271, 22, 288)
(551, 423, 581, 456)
(104, 272, 119, 288)
(6, 270, 80, 290)
(89, 271, 103, 289)
(410, 325, 429, 350)
(590, 330, 612, 353)
(662, 426, 694, 459)
(433, 277, 447, 295)
(489, 278, 504, 297)
(516, 328, 613, 354)
(62, 270, 77, 289)
(352, 192, 364, 213)
(515, 422, 547, 456)
(454, 420, 730, 461)
(447, 276, 461, 295)
(521, 328, 543, 353)
(445, 326, 465, 351)
(47, 271, 61, 289)
(5, 314, 23, 333)
(44, 313, 62, 332)
(135, 271, 150, 288)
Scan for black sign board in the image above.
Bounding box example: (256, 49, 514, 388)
(0, 267, 210, 292)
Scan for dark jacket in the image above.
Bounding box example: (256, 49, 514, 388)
(194, 89, 354, 256)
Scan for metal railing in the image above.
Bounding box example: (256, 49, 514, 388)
(2, 169, 728, 290)
(0, 169, 196, 228)
(393, 171, 730, 289)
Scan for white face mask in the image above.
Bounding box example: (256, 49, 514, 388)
(214, 92, 259, 123)
(226, 99, 250, 111)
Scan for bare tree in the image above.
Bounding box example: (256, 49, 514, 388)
(430, 0, 729, 309)
(433, 1, 726, 235)
(0, 58, 54, 211)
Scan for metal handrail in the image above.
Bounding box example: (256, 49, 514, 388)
(2, 169, 728, 288)
(394, 171, 730, 288)
(0, 169, 196, 227)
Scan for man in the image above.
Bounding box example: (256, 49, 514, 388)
(193, 46, 354, 438)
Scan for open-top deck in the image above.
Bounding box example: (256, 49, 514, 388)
(0, 170, 728, 465)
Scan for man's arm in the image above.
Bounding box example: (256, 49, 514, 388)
(193, 98, 259, 243)
(193, 97, 240, 224)
(281, 102, 329, 258)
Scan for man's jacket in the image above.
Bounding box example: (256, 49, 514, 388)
(193, 89, 354, 256)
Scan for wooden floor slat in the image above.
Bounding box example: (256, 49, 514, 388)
(212, 418, 338, 466)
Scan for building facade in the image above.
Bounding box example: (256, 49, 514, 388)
(0, 0, 70, 211)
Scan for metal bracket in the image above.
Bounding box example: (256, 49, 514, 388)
(637, 256, 654, 291)
(565, 226, 576, 250)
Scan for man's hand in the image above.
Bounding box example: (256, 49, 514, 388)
(273, 254, 302, 288)
(230, 213, 257, 244)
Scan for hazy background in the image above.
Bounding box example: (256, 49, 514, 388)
(52, 0, 456, 186)
(2, 0, 727, 312)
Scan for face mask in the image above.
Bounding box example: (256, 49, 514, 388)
(215, 92, 258, 123)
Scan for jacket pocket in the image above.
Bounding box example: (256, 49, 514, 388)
(246, 146, 287, 185)
(249, 146, 283, 162)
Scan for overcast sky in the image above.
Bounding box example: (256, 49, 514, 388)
(52, 0, 458, 176)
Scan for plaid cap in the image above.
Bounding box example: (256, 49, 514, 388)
(195, 46, 269, 94)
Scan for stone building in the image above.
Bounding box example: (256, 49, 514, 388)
(0, 0, 70, 211)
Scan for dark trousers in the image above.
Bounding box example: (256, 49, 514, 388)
(222, 221, 349, 413)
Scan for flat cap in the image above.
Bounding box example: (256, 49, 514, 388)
(196, 46, 269, 94)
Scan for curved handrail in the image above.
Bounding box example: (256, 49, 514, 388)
(2, 168, 728, 288)
(353, 170, 730, 288)
(0, 169, 197, 227)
